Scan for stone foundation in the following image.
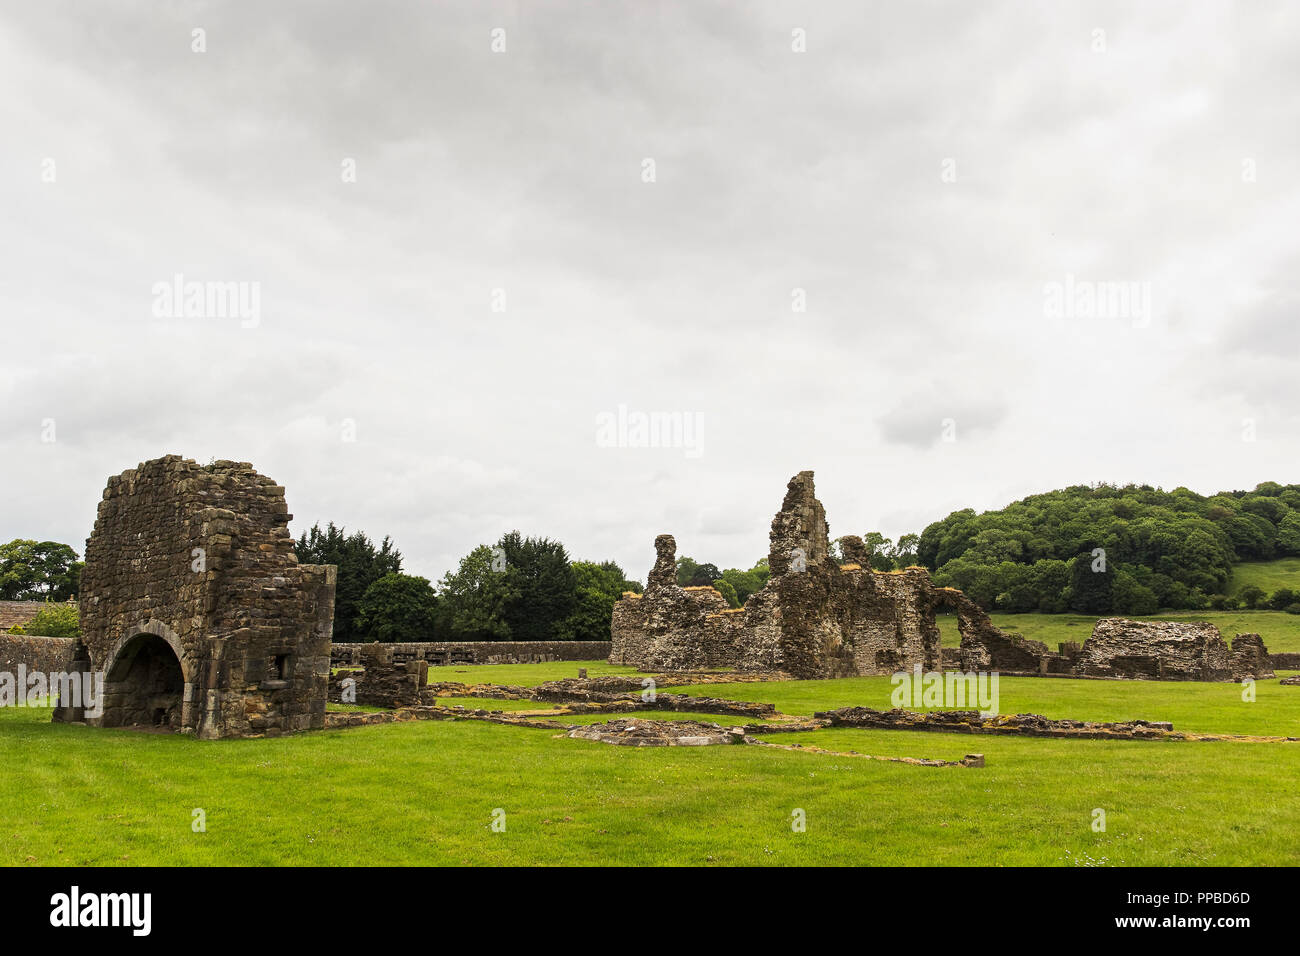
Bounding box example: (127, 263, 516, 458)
(815, 707, 1181, 740)
(330, 646, 432, 708)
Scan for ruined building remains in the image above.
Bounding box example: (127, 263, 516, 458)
(609, 471, 1276, 683)
(959, 617, 1273, 681)
(1072, 619, 1272, 681)
(610, 471, 1012, 678)
(53, 455, 336, 738)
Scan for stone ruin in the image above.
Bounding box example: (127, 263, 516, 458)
(959, 616, 1273, 682)
(609, 470, 1017, 678)
(53, 455, 336, 738)
(608, 471, 1278, 683)
(1073, 619, 1272, 681)
(329, 644, 433, 708)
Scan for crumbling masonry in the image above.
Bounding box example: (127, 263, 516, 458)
(610, 471, 1012, 678)
(53, 455, 336, 738)
(609, 471, 1274, 682)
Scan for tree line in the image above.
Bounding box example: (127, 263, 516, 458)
(912, 481, 1300, 615)
(10, 478, 1300, 642)
(295, 523, 642, 643)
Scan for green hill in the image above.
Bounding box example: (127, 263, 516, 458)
(914, 481, 1300, 615)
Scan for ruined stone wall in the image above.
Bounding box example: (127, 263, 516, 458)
(1075, 619, 1271, 681)
(1228, 633, 1274, 680)
(610, 473, 946, 678)
(54, 455, 335, 738)
(606, 472, 1281, 683)
(330, 649, 430, 708)
(946, 589, 1057, 673)
(331, 640, 609, 668)
(609, 534, 740, 670)
(0, 634, 75, 675)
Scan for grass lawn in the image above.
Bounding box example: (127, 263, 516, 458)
(4, 702, 1298, 866)
(4, 660, 1300, 866)
(677, 672, 1300, 737)
(1227, 558, 1300, 598)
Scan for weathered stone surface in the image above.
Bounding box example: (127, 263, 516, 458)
(330, 640, 609, 669)
(0, 634, 74, 674)
(948, 588, 1056, 673)
(610, 471, 1005, 678)
(1076, 619, 1272, 682)
(1228, 632, 1275, 680)
(566, 718, 751, 747)
(329, 652, 431, 708)
(52, 455, 335, 738)
(816, 706, 1181, 739)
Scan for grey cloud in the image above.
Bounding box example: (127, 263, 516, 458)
(4, 1, 1300, 580)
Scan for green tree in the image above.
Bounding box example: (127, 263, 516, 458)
(675, 556, 721, 587)
(712, 578, 740, 608)
(1277, 513, 1300, 556)
(0, 540, 82, 601)
(862, 532, 896, 570)
(20, 601, 81, 637)
(1239, 585, 1267, 610)
(295, 523, 402, 642)
(718, 560, 770, 606)
(894, 533, 921, 567)
(1269, 588, 1297, 611)
(561, 560, 639, 641)
(355, 573, 439, 642)
(1068, 554, 1113, 614)
(499, 531, 577, 642)
(437, 545, 515, 640)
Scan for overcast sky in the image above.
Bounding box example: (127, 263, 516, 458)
(3, 1, 1299, 584)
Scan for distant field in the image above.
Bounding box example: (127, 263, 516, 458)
(1227, 558, 1300, 598)
(937, 610, 1300, 653)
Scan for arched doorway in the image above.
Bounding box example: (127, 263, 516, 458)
(102, 633, 185, 729)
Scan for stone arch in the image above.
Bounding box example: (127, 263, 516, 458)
(101, 629, 187, 729)
(101, 619, 191, 687)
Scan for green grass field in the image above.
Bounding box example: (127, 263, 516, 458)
(4, 659, 1299, 866)
(1227, 558, 1300, 598)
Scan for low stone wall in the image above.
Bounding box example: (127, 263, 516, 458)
(329, 654, 432, 708)
(0, 634, 75, 674)
(0, 600, 77, 632)
(1269, 652, 1300, 670)
(815, 706, 1180, 740)
(330, 641, 610, 668)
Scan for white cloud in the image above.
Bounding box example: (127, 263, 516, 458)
(3, 0, 1299, 581)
